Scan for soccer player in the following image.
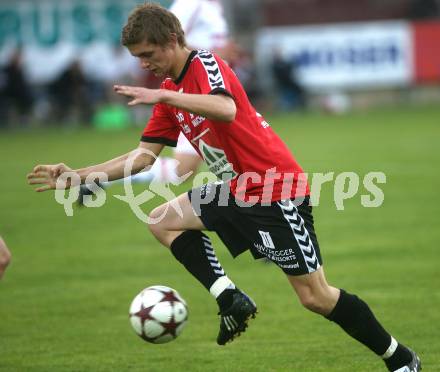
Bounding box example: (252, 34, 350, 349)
(28, 4, 421, 371)
(154, 0, 236, 181)
(129, 0, 236, 183)
(0, 235, 11, 279)
(78, 0, 235, 203)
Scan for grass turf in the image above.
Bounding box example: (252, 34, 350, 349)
(0, 105, 439, 371)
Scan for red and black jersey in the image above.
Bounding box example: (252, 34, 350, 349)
(142, 50, 309, 202)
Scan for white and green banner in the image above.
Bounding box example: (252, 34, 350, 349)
(0, 0, 171, 83)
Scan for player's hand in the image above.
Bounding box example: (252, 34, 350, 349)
(27, 163, 74, 192)
(114, 85, 162, 106)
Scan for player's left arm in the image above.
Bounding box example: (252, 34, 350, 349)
(27, 142, 165, 192)
(114, 85, 236, 123)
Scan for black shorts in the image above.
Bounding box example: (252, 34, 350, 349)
(188, 183, 323, 276)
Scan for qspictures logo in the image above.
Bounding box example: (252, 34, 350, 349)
(54, 148, 386, 223)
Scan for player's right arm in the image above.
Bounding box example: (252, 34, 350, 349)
(27, 142, 164, 192)
(115, 85, 236, 123)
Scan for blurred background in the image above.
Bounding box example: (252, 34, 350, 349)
(1, 2, 440, 371)
(1, 0, 439, 129)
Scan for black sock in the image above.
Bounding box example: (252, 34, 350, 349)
(327, 289, 412, 369)
(170, 230, 227, 292)
(384, 343, 413, 371)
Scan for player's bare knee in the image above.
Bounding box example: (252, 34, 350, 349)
(147, 219, 159, 237)
(147, 221, 173, 248)
(147, 219, 166, 239)
(0, 249, 11, 270)
(299, 286, 338, 315)
(147, 206, 168, 236)
(299, 293, 322, 313)
(296, 288, 331, 315)
(147, 204, 183, 247)
(148, 203, 169, 225)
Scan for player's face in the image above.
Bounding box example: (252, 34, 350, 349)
(128, 41, 175, 77)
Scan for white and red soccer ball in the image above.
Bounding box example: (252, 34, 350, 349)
(129, 285, 188, 344)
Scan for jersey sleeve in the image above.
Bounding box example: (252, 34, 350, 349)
(194, 51, 234, 99)
(141, 102, 179, 147)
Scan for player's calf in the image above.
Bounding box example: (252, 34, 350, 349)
(326, 289, 419, 371)
(168, 230, 258, 344)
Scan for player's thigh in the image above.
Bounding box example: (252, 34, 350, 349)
(189, 182, 252, 257)
(245, 199, 322, 274)
(149, 192, 205, 232)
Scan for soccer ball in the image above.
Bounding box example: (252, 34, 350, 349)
(129, 285, 188, 344)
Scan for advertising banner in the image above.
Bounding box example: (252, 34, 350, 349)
(256, 21, 414, 91)
(0, 0, 171, 83)
(412, 21, 440, 83)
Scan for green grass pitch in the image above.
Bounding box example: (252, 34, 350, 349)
(1, 105, 439, 371)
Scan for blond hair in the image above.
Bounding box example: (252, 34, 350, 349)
(121, 3, 185, 47)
